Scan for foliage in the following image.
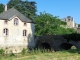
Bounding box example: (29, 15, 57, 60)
(0, 49, 80, 60)
(29, 48, 52, 55)
(0, 49, 4, 55)
(7, 0, 37, 20)
(34, 12, 76, 36)
(10, 53, 15, 57)
(0, 4, 4, 13)
(78, 24, 80, 27)
(63, 33, 80, 41)
(21, 48, 26, 55)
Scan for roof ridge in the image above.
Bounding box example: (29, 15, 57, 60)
(0, 7, 32, 23)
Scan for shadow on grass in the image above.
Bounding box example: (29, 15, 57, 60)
(60, 49, 80, 54)
(67, 49, 80, 54)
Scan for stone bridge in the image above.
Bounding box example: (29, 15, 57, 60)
(35, 35, 80, 51)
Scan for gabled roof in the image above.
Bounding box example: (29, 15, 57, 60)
(0, 7, 32, 23)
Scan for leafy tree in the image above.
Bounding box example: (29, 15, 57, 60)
(34, 12, 76, 36)
(7, 0, 37, 20)
(78, 24, 80, 27)
(0, 4, 4, 13)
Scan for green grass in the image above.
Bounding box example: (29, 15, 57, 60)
(0, 49, 80, 60)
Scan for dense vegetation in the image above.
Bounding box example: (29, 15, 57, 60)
(78, 24, 80, 27)
(0, 0, 37, 20)
(7, 0, 37, 20)
(0, 4, 4, 13)
(34, 12, 76, 36)
(63, 33, 80, 41)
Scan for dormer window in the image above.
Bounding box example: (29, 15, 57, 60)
(24, 22, 27, 26)
(4, 20, 8, 24)
(14, 18, 18, 25)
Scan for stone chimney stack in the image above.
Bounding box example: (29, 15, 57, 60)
(4, 4, 7, 11)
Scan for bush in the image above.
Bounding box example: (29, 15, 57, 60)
(63, 33, 80, 41)
(10, 53, 15, 57)
(0, 49, 4, 55)
(21, 48, 26, 55)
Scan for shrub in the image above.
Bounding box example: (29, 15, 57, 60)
(10, 53, 15, 57)
(30, 49, 35, 55)
(63, 33, 80, 41)
(21, 48, 26, 55)
(0, 49, 4, 55)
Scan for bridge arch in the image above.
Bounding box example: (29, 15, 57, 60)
(39, 43, 51, 50)
(60, 43, 73, 50)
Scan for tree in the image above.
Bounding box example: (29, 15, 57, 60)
(78, 24, 80, 27)
(34, 12, 76, 36)
(0, 4, 4, 13)
(7, 0, 37, 20)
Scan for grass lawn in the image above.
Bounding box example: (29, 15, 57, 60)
(0, 49, 80, 60)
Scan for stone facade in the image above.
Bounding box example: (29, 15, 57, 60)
(62, 16, 78, 29)
(0, 16, 35, 53)
(0, 8, 35, 53)
(35, 35, 80, 51)
(77, 28, 80, 34)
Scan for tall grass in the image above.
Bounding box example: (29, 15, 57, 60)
(0, 48, 80, 60)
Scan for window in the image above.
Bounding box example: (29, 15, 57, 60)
(24, 22, 27, 26)
(68, 19, 70, 21)
(23, 30, 27, 36)
(4, 20, 8, 24)
(14, 18, 18, 25)
(3, 28, 8, 36)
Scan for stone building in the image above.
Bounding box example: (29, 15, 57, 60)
(77, 28, 80, 34)
(0, 5, 35, 53)
(62, 16, 78, 29)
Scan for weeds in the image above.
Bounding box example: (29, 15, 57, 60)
(0, 49, 4, 55)
(10, 53, 15, 57)
(21, 48, 26, 55)
(0, 48, 79, 60)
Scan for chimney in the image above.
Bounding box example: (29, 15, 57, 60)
(4, 4, 7, 11)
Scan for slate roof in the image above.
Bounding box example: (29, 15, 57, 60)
(0, 7, 32, 23)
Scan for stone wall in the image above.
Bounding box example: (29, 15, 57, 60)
(35, 35, 80, 51)
(77, 28, 80, 33)
(62, 16, 78, 28)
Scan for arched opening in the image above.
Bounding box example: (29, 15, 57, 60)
(39, 43, 51, 50)
(60, 43, 73, 50)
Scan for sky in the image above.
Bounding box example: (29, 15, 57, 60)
(0, 0, 80, 24)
